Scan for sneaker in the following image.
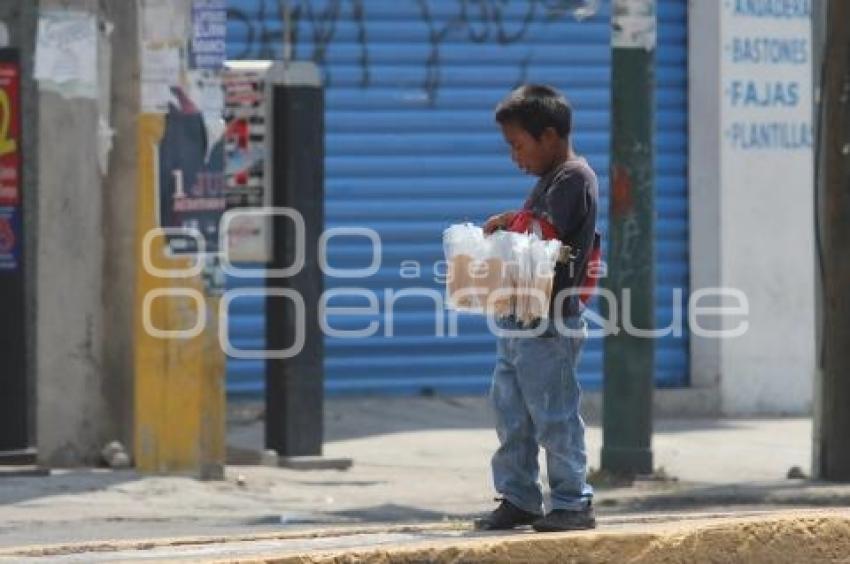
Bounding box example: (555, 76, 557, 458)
(473, 497, 542, 531)
(532, 505, 597, 532)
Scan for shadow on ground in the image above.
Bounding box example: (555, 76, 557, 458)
(229, 395, 775, 445)
(610, 480, 850, 512)
(0, 469, 141, 506)
(229, 396, 496, 445)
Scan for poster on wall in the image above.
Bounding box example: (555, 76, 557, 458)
(156, 87, 225, 256)
(141, 0, 188, 46)
(141, 45, 181, 113)
(0, 206, 20, 271)
(140, 0, 227, 264)
(190, 0, 227, 71)
(153, 85, 227, 295)
(0, 51, 21, 272)
(33, 10, 98, 100)
(138, 0, 229, 295)
(222, 63, 271, 263)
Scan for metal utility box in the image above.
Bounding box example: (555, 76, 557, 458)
(224, 61, 324, 456)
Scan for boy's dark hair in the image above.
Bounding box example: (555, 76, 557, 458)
(494, 84, 572, 140)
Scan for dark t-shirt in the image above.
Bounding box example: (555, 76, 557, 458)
(524, 158, 599, 318)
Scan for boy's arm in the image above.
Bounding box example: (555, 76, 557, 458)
(483, 210, 517, 234)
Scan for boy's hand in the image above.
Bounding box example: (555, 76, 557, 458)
(483, 211, 516, 235)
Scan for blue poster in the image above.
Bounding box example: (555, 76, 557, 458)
(191, 0, 227, 70)
(0, 206, 20, 271)
(157, 89, 225, 255)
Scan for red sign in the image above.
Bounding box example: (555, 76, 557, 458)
(0, 60, 20, 207)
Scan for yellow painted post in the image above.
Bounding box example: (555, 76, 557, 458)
(133, 113, 226, 479)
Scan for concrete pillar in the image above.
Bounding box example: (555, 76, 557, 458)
(100, 0, 139, 454)
(132, 0, 226, 479)
(35, 0, 137, 465)
(687, 0, 723, 397)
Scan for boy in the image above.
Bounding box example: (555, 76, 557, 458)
(474, 85, 598, 532)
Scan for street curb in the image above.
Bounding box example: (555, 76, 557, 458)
(2, 510, 850, 563)
(239, 511, 850, 564)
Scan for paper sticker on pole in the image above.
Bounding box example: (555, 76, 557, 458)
(190, 0, 226, 71)
(612, 0, 657, 51)
(34, 11, 99, 99)
(0, 57, 20, 207)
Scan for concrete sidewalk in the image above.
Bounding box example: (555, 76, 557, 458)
(0, 397, 845, 558)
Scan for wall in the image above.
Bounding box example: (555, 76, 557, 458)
(36, 0, 104, 465)
(689, 0, 816, 415)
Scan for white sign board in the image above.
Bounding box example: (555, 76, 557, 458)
(718, 1, 814, 412)
(722, 2, 812, 153)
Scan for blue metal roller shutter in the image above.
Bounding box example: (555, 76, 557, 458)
(656, 0, 689, 387)
(225, 0, 689, 396)
(223, 270, 266, 395)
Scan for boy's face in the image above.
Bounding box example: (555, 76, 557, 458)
(500, 121, 560, 177)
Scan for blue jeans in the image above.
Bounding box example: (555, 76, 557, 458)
(489, 316, 593, 513)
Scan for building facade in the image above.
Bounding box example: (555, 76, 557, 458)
(223, 0, 816, 416)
